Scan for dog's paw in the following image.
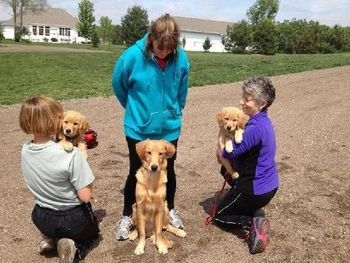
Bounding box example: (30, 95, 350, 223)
(134, 244, 145, 255)
(63, 144, 74, 152)
(157, 243, 168, 254)
(129, 229, 138, 241)
(176, 229, 187, 238)
(232, 172, 239, 179)
(225, 140, 233, 153)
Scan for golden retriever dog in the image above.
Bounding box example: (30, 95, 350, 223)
(216, 107, 246, 179)
(129, 139, 186, 255)
(58, 110, 89, 159)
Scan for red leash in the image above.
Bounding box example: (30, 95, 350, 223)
(204, 173, 231, 225)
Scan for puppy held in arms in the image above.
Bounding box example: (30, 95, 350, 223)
(129, 139, 186, 255)
(58, 110, 89, 159)
(217, 107, 246, 179)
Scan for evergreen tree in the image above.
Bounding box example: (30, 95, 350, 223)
(121, 5, 149, 46)
(203, 37, 212, 52)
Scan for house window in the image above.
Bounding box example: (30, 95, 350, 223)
(45, 26, 50, 36)
(59, 28, 71, 36)
(39, 26, 44, 35)
(32, 26, 37, 35)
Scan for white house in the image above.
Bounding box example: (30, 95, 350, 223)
(174, 16, 233, 52)
(0, 8, 86, 43)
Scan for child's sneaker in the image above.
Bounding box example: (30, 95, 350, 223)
(57, 238, 76, 263)
(247, 217, 270, 254)
(39, 237, 55, 254)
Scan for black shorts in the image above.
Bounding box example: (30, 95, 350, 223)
(32, 202, 99, 244)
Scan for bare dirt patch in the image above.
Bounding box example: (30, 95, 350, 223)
(0, 66, 349, 262)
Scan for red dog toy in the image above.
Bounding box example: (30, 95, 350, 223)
(84, 129, 98, 149)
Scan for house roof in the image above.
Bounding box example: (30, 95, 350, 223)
(0, 8, 77, 28)
(173, 16, 233, 35)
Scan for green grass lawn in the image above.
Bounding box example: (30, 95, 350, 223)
(1, 43, 350, 105)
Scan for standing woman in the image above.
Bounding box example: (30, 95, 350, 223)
(112, 14, 190, 240)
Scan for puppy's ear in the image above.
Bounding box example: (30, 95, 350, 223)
(79, 114, 89, 132)
(238, 111, 248, 129)
(165, 141, 176, 159)
(136, 140, 148, 160)
(216, 109, 224, 126)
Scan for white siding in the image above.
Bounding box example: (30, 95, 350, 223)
(180, 31, 226, 52)
(1, 24, 86, 43)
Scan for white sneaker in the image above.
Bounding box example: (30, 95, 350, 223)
(57, 238, 76, 263)
(115, 215, 132, 240)
(169, 208, 184, 229)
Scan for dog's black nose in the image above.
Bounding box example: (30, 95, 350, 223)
(227, 126, 231, 130)
(65, 129, 71, 133)
(151, 164, 158, 171)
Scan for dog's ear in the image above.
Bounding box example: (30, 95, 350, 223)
(79, 113, 89, 132)
(216, 109, 224, 126)
(164, 141, 176, 159)
(238, 111, 248, 129)
(136, 140, 148, 160)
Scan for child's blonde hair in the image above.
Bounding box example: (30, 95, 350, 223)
(19, 96, 63, 136)
(147, 14, 180, 53)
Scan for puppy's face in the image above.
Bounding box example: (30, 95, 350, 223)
(136, 140, 176, 172)
(217, 107, 246, 134)
(61, 110, 89, 138)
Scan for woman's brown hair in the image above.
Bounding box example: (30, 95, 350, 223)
(147, 14, 180, 53)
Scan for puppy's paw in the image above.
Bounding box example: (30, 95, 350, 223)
(232, 172, 239, 179)
(225, 140, 233, 153)
(62, 142, 74, 152)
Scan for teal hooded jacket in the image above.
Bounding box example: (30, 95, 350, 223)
(112, 34, 190, 141)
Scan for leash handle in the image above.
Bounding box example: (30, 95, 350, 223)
(205, 176, 228, 225)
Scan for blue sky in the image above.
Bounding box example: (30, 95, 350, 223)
(1, 0, 350, 26)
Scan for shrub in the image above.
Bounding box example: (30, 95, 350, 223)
(51, 37, 58, 42)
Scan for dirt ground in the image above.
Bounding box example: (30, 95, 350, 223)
(0, 66, 349, 263)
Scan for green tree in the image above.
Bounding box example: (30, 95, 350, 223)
(90, 27, 100, 47)
(1, 0, 47, 41)
(97, 16, 113, 45)
(121, 5, 149, 46)
(182, 37, 186, 49)
(224, 20, 253, 53)
(203, 36, 212, 52)
(0, 29, 4, 42)
(76, 0, 95, 40)
(111, 24, 123, 45)
(247, 0, 279, 27)
(253, 18, 278, 55)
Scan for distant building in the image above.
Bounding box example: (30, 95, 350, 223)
(174, 16, 233, 52)
(0, 8, 86, 43)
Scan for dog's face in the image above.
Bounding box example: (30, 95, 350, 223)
(136, 140, 176, 172)
(61, 110, 89, 138)
(216, 107, 246, 134)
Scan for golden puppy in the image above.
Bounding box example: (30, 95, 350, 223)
(58, 110, 89, 159)
(129, 139, 186, 255)
(216, 107, 246, 179)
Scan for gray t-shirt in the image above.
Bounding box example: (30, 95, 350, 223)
(21, 140, 95, 210)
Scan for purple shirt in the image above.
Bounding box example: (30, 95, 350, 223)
(222, 111, 279, 195)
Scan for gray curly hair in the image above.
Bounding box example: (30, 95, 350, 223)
(242, 76, 276, 109)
